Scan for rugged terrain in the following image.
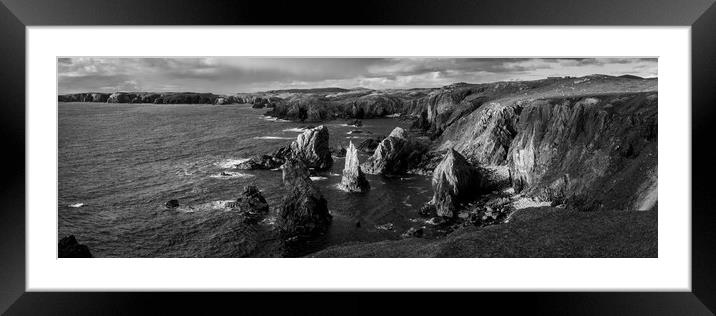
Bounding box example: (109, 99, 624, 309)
(60, 74, 658, 257)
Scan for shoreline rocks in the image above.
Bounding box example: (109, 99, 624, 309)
(235, 146, 292, 170)
(58, 235, 93, 258)
(277, 158, 332, 239)
(338, 141, 370, 193)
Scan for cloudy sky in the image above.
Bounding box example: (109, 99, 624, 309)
(58, 57, 657, 94)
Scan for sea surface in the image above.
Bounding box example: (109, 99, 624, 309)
(58, 102, 433, 257)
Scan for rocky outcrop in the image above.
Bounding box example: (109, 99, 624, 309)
(338, 141, 370, 193)
(235, 154, 283, 170)
(428, 149, 481, 218)
(235, 146, 291, 170)
(290, 125, 333, 171)
(165, 199, 179, 209)
(361, 127, 426, 175)
(235, 126, 333, 172)
(234, 185, 269, 222)
(58, 235, 92, 258)
(277, 158, 332, 238)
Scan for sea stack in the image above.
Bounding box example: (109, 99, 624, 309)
(290, 125, 333, 171)
(430, 149, 480, 218)
(361, 127, 413, 175)
(235, 185, 270, 222)
(338, 141, 370, 193)
(277, 158, 332, 238)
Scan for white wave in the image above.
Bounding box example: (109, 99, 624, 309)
(253, 136, 294, 140)
(261, 116, 291, 123)
(310, 176, 328, 181)
(329, 173, 340, 176)
(332, 183, 348, 192)
(176, 169, 194, 176)
(182, 200, 237, 213)
(385, 113, 401, 118)
(68, 203, 84, 208)
(176, 207, 195, 213)
(210, 171, 255, 179)
(215, 158, 250, 169)
(282, 127, 308, 133)
(512, 197, 551, 210)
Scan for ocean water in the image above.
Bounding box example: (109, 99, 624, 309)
(58, 103, 433, 257)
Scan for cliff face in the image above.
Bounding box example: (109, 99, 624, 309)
(59, 92, 252, 105)
(58, 92, 111, 102)
(507, 93, 657, 210)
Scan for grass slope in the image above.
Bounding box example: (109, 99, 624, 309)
(309, 207, 657, 258)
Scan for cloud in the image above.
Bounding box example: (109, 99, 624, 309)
(57, 57, 657, 94)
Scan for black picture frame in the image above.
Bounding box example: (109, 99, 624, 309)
(1, 0, 714, 314)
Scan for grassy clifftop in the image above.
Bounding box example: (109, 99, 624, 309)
(309, 207, 657, 258)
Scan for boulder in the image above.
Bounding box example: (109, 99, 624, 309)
(338, 141, 370, 193)
(290, 125, 333, 171)
(277, 158, 332, 238)
(58, 235, 93, 258)
(361, 127, 424, 175)
(165, 199, 180, 208)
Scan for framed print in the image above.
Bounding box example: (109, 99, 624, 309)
(2, 0, 715, 314)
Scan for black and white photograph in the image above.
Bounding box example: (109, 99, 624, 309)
(57, 57, 658, 258)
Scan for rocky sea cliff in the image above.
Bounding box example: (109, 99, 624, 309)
(59, 74, 657, 257)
